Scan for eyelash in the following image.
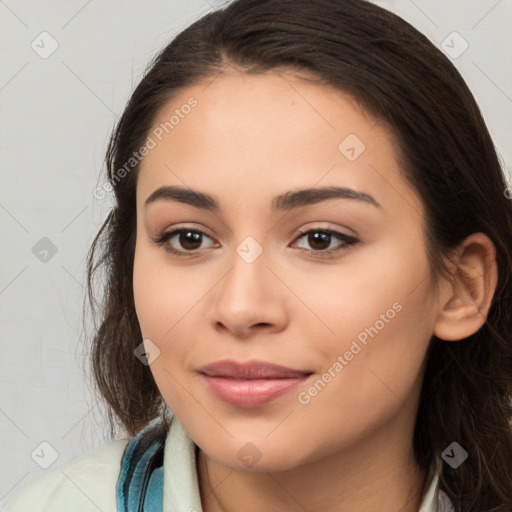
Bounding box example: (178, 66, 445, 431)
(152, 227, 359, 259)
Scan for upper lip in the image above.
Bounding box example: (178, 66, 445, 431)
(198, 359, 313, 379)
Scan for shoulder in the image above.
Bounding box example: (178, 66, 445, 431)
(2, 438, 129, 512)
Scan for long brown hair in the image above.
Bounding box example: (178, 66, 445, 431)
(84, 0, 512, 509)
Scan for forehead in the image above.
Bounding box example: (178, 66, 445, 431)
(136, 69, 422, 218)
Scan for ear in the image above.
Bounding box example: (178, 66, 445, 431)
(433, 232, 498, 342)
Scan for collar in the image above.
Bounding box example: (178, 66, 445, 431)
(162, 415, 453, 512)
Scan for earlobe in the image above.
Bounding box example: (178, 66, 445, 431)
(433, 232, 498, 342)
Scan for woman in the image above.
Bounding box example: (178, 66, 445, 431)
(4, 0, 511, 510)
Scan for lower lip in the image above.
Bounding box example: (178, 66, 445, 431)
(200, 374, 311, 408)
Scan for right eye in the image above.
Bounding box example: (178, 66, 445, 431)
(152, 228, 218, 256)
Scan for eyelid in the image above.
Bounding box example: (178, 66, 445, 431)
(151, 225, 216, 248)
(151, 223, 215, 242)
(294, 223, 355, 238)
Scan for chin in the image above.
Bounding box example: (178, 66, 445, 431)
(200, 437, 312, 474)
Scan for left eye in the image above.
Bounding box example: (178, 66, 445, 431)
(292, 229, 359, 255)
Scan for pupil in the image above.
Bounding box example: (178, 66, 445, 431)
(309, 232, 330, 250)
(180, 231, 202, 250)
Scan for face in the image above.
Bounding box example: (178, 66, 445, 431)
(133, 68, 439, 472)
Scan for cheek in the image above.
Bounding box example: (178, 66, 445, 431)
(133, 244, 206, 338)
(292, 240, 433, 404)
(132, 247, 210, 407)
(282, 242, 425, 356)
(292, 300, 431, 459)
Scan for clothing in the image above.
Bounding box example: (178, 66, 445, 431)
(2, 414, 454, 511)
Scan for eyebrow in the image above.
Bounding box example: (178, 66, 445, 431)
(144, 185, 383, 211)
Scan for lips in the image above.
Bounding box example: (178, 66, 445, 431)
(199, 360, 312, 379)
(198, 359, 313, 408)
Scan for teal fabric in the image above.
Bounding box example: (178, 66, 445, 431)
(143, 467, 164, 512)
(116, 418, 166, 512)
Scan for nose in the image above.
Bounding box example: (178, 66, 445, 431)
(207, 245, 288, 338)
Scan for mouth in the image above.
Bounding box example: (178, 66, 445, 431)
(198, 359, 314, 408)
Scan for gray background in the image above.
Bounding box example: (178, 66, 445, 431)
(1, 0, 511, 506)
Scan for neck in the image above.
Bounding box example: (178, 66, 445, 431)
(197, 427, 429, 512)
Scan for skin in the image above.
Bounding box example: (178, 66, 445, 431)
(132, 67, 498, 512)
